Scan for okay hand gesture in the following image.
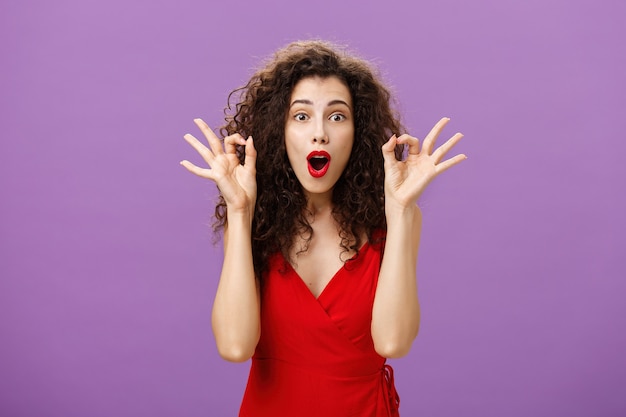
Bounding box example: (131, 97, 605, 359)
(381, 117, 466, 209)
(180, 118, 257, 213)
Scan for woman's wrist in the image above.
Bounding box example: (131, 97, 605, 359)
(226, 203, 256, 227)
(385, 202, 421, 228)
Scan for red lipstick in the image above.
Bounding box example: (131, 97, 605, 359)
(307, 150, 331, 178)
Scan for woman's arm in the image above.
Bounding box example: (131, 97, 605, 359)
(372, 203, 422, 358)
(181, 118, 260, 362)
(212, 210, 260, 362)
(372, 117, 466, 358)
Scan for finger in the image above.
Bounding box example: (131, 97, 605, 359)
(432, 132, 464, 164)
(381, 134, 399, 163)
(422, 117, 450, 155)
(194, 118, 224, 156)
(224, 133, 246, 155)
(435, 153, 467, 175)
(396, 134, 420, 155)
(183, 133, 215, 163)
(179, 159, 214, 180)
(243, 136, 257, 170)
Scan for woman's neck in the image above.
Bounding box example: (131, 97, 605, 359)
(304, 190, 334, 217)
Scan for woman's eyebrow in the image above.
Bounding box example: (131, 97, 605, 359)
(327, 99, 351, 109)
(289, 99, 351, 108)
(290, 99, 313, 107)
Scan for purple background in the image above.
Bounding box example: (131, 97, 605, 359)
(1, 0, 624, 416)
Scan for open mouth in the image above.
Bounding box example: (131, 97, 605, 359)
(307, 151, 331, 178)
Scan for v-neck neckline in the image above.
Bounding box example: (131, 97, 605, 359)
(282, 240, 371, 301)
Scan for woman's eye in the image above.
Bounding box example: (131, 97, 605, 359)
(330, 114, 346, 122)
(294, 113, 308, 121)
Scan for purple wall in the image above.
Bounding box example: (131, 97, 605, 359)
(1, 0, 624, 416)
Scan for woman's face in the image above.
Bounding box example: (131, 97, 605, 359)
(284, 75, 354, 201)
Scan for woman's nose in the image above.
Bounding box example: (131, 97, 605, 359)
(313, 123, 328, 144)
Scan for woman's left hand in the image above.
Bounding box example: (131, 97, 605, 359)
(381, 117, 466, 209)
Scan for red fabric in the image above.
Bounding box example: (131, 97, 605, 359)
(239, 238, 400, 417)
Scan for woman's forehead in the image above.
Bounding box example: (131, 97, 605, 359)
(290, 76, 352, 107)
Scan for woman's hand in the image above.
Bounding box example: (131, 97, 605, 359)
(381, 117, 466, 210)
(180, 118, 257, 214)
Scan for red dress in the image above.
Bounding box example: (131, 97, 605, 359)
(239, 238, 400, 416)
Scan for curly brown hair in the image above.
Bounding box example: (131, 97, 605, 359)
(216, 40, 405, 278)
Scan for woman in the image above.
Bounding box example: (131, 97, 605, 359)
(181, 40, 466, 416)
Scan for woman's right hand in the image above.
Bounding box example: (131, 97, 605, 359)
(180, 118, 257, 215)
